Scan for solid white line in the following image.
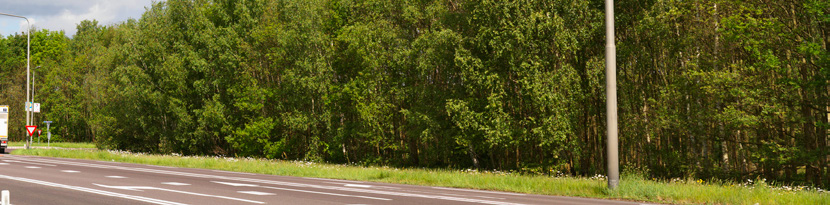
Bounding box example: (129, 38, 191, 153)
(238, 191, 275, 196)
(3, 160, 57, 167)
(161, 182, 190, 186)
(15, 157, 522, 205)
(213, 170, 255, 175)
(146, 165, 177, 169)
(431, 187, 527, 196)
(61, 170, 80, 173)
(303, 177, 363, 183)
(255, 184, 392, 201)
(95, 184, 264, 204)
(0, 174, 185, 205)
(212, 181, 258, 187)
(106, 176, 127, 179)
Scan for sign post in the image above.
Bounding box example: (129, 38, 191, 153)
(24, 102, 33, 149)
(43, 121, 52, 148)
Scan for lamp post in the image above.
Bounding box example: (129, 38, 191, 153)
(605, 0, 620, 189)
(0, 12, 32, 149)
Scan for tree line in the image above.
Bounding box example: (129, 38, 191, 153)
(0, 0, 827, 187)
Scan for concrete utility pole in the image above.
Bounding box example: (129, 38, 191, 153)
(0, 12, 31, 149)
(605, 0, 620, 189)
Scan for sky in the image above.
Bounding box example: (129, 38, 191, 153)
(0, 0, 157, 37)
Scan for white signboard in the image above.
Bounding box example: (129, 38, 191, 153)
(25, 102, 41, 112)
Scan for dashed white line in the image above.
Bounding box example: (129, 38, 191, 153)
(61, 170, 80, 173)
(106, 176, 127, 179)
(344, 184, 373, 188)
(0, 174, 185, 205)
(25, 166, 41, 169)
(161, 182, 190, 186)
(238, 191, 275, 196)
(0, 163, 8, 165)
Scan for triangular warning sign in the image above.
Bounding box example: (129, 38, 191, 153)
(26, 126, 37, 137)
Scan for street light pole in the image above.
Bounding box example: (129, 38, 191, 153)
(605, 0, 620, 189)
(0, 12, 31, 149)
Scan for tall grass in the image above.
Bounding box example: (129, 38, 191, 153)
(13, 149, 828, 204)
(6, 141, 95, 149)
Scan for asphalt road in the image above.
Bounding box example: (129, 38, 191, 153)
(0, 149, 646, 205)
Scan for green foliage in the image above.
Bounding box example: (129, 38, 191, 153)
(2, 0, 828, 188)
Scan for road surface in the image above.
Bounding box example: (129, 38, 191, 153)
(0, 149, 645, 205)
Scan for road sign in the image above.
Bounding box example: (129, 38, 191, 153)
(25, 125, 37, 137)
(44, 121, 52, 147)
(33, 103, 40, 113)
(37, 129, 41, 136)
(25, 102, 32, 111)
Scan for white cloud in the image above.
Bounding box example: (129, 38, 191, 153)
(1, 0, 157, 37)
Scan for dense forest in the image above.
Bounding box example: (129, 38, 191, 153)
(0, 0, 828, 187)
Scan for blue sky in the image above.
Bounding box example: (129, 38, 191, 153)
(0, 0, 157, 37)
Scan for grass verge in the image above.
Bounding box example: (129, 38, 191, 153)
(12, 149, 828, 205)
(7, 141, 96, 149)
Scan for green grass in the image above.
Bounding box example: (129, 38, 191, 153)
(12, 149, 829, 204)
(6, 141, 96, 149)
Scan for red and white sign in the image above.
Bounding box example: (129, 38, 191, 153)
(37, 129, 42, 136)
(26, 126, 37, 137)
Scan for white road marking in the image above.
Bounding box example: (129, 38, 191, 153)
(61, 170, 80, 173)
(106, 176, 127, 179)
(94, 184, 264, 204)
(147, 165, 177, 169)
(431, 187, 527, 196)
(14, 157, 523, 205)
(213, 181, 258, 187)
(25, 166, 41, 169)
(213, 170, 255, 175)
(238, 191, 275, 196)
(0, 163, 8, 165)
(161, 182, 190, 186)
(3, 160, 57, 166)
(0, 174, 185, 205)
(212, 181, 391, 201)
(303, 177, 363, 183)
(344, 184, 372, 188)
